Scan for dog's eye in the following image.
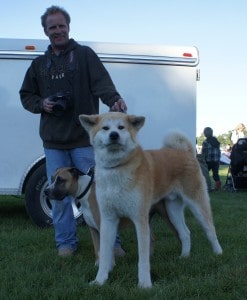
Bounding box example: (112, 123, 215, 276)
(56, 176, 66, 184)
(102, 126, 109, 131)
(118, 125, 124, 130)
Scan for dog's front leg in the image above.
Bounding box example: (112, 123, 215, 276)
(134, 218, 152, 288)
(92, 217, 118, 285)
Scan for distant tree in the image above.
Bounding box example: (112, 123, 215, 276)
(217, 131, 232, 147)
(196, 133, 204, 146)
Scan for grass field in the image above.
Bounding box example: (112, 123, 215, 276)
(0, 166, 246, 299)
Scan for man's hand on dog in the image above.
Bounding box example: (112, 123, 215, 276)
(110, 99, 127, 113)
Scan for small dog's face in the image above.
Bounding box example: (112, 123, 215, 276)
(44, 167, 83, 200)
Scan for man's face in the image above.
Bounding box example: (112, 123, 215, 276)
(44, 12, 69, 50)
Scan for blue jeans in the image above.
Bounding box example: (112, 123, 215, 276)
(45, 147, 95, 251)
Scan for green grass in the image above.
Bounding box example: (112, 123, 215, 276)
(0, 166, 246, 299)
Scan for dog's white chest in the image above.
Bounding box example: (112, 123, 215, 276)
(96, 170, 141, 218)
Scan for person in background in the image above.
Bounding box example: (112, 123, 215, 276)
(19, 6, 127, 257)
(196, 139, 212, 191)
(231, 123, 246, 145)
(201, 127, 221, 191)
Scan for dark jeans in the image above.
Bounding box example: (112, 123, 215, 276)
(197, 154, 212, 190)
(206, 161, 220, 182)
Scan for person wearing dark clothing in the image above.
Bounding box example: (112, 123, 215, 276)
(20, 38, 124, 149)
(20, 6, 127, 257)
(201, 127, 221, 190)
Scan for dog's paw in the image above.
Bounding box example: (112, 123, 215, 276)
(214, 247, 223, 255)
(138, 281, 152, 289)
(179, 252, 190, 258)
(89, 279, 106, 286)
(213, 241, 223, 255)
(89, 279, 101, 286)
(138, 273, 152, 289)
(90, 272, 109, 286)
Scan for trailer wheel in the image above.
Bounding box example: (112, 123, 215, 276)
(25, 164, 53, 227)
(25, 163, 85, 227)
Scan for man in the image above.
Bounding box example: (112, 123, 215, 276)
(201, 127, 221, 190)
(20, 6, 127, 257)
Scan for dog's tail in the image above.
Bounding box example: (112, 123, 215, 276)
(163, 131, 195, 154)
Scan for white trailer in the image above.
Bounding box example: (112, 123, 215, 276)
(0, 38, 199, 226)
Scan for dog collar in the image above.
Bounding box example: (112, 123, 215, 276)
(76, 170, 94, 200)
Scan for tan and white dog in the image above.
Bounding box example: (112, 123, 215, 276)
(44, 167, 185, 264)
(79, 112, 222, 289)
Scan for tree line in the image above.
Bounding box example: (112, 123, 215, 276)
(197, 130, 247, 147)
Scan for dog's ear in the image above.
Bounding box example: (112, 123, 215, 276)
(68, 168, 85, 179)
(128, 115, 145, 131)
(79, 114, 99, 133)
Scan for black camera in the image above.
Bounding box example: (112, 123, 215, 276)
(49, 91, 71, 113)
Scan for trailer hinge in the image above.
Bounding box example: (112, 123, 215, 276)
(196, 69, 200, 81)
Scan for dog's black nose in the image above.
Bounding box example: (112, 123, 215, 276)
(110, 131, 119, 140)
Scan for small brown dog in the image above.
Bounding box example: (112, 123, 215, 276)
(44, 167, 182, 265)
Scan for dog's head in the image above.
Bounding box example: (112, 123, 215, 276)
(79, 112, 145, 167)
(44, 167, 84, 200)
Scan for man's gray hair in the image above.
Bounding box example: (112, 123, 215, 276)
(41, 5, 71, 29)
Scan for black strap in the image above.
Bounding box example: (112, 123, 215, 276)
(76, 169, 94, 200)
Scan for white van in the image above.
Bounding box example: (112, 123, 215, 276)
(0, 38, 199, 226)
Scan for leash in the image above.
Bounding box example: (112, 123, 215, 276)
(76, 168, 94, 200)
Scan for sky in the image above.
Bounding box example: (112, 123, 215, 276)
(1, 0, 246, 136)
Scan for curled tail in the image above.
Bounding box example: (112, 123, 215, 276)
(163, 131, 195, 154)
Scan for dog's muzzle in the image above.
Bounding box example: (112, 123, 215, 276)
(44, 186, 67, 201)
(109, 131, 119, 141)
